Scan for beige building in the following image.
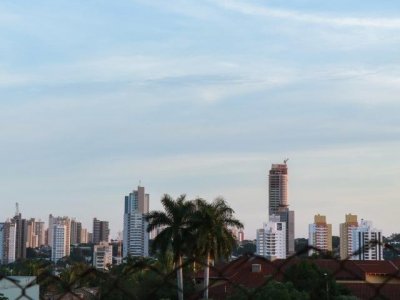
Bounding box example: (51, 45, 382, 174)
(308, 214, 332, 255)
(93, 241, 113, 270)
(340, 214, 358, 260)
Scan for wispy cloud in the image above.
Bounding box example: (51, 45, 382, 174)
(212, 0, 400, 29)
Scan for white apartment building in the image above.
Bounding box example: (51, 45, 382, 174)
(256, 215, 286, 260)
(48, 215, 71, 257)
(123, 212, 149, 257)
(1, 222, 16, 264)
(351, 220, 383, 261)
(93, 241, 113, 270)
(123, 186, 149, 257)
(51, 224, 67, 262)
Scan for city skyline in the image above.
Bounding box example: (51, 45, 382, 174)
(1, 0, 400, 239)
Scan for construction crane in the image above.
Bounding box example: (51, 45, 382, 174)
(15, 202, 20, 216)
(284, 158, 289, 164)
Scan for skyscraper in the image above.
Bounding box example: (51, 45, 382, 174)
(269, 163, 288, 216)
(12, 213, 27, 260)
(339, 214, 358, 260)
(48, 215, 71, 257)
(93, 218, 110, 244)
(70, 219, 82, 245)
(123, 186, 149, 257)
(268, 162, 295, 256)
(308, 214, 332, 255)
(1, 221, 16, 264)
(35, 220, 46, 247)
(51, 224, 67, 262)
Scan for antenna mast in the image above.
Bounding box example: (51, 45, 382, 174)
(15, 202, 20, 216)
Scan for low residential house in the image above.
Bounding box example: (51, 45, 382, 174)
(194, 254, 400, 300)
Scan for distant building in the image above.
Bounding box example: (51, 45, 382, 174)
(70, 219, 82, 245)
(93, 241, 113, 270)
(26, 218, 38, 248)
(34, 220, 46, 247)
(238, 229, 244, 243)
(1, 221, 16, 264)
(93, 218, 110, 244)
(48, 215, 71, 257)
(340, 214, 358, 260)
(123, 186, 149, 257)
(268, 162, 295, 255)
(51, 224, 67, 262)
(80, 228, 89, 244)
(256, 215, 286, 259)
(351, 219, 383, 261)
(308, 214, 332, 255)
(12, 213, 27, 260)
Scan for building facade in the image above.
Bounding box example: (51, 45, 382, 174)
(12, 214, 27, 260)
(256, 215, 287, 259)
(268, 162, 295, 255)
(51, 224, 67, 262)
(351, 220, 383, 261)
(308, 214, 332, 255)
(123, 186, 149, 257)
(48, 215, 71, 257)
(339, 214, 358, 260)
(93, 241, 113, 270)
(93, 218, 110, 244)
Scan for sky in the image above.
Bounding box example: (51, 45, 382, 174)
(1, 0, 400, 239)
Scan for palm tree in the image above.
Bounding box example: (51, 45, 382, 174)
(146, 194, 195, 300)
(192, 197, 243, 299)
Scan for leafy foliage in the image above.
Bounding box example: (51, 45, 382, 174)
(283, 260, 352, 300)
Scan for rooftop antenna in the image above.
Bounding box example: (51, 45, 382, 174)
(139, 179, 142, 187)
(15, 202, 20, 216)
(284, 158, 289, 164)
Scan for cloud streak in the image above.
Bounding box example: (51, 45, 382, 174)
(212, 0, 400, 29)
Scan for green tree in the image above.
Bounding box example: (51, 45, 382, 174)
(146, 194, 195, 300)
(192, 197, 243, 299)
(284, 260, 352, 300)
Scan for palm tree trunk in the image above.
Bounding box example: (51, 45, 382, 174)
(177, 255, 184, 300)
(203, 253, 210, 299)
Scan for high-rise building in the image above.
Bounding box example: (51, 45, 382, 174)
(48, 215, 71, 257)
(34, 220, 46, 247)
(80, 228, 89, 244)
(123, 186, 149, 257)
(12, 213, 27, 260)
(51, 224, 67, 262)
(0, 223, 4, 264)
(26, 218, 38, 248)
(339, 214, 358, 260)
(308, 214, 332, 255)
(256, 215, 287, 259)
(93, 218, 110, 244)
(351, 220, 383, 261)
(70, 219, 82, 245)
(93, 241, 113, 270)
(268, 162, 295, 255)
(269, 163, 288, 216)
(1, 221, 16, 264)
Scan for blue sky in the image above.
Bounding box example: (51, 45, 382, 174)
(1, 0, 400, 238)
